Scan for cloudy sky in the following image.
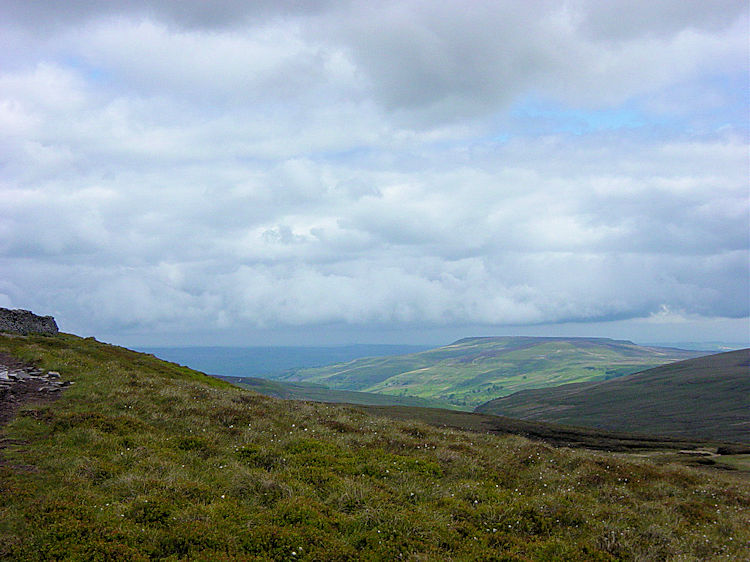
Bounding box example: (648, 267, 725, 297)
(1, 0, 748, 347)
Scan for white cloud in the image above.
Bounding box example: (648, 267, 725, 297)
(0, 0, 747, 344)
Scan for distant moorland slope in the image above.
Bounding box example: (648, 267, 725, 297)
(277, 337, 703, 407)
(476, 349, 750, 443)
(215, 375, 461, 410)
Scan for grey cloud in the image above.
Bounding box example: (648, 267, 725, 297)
(313, 1, 747, 123)
(320, 1, 560, 122)
(4, 1, 745, 124)
(576, 0, 748, 40)
(11, 0, 740, 38)
(0, 0, 334, 31)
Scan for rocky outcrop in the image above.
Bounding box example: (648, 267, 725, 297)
(0, 308, 58, 335)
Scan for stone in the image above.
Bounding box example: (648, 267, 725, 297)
(0, 308, 58, 335)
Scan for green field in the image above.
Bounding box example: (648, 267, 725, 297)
(278, 337, 703, 408)
(1, 333, 748, 560)
(476, 349, 750, 443)
(218, 375, 463, 410)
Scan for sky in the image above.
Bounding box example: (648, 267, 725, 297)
(0, 0, 748, 347)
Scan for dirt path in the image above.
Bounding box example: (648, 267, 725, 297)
(0, 352, 67, 427)
(0, 353, 69, 470)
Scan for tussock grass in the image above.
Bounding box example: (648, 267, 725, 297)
(0, 333, 748, 560)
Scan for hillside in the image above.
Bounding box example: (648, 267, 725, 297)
(215, 375, 461, 410)
(1, 333, 748, 560)
(278, 337, 703, 408)
(476, 349, 750, 443)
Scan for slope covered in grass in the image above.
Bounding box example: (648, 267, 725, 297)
(219, 375, 463, 409)
(0, 333, 748, 560)
(279, 336, 703, 408)
(476, 349, 750, 443)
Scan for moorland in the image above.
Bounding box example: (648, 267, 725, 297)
(476, 349, 750, 443)
(276, 337, 703, 408)
(0, 332, 748, 560)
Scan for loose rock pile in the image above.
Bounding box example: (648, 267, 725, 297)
(0, 352, 73, 427)
(0, 365, 72, 395)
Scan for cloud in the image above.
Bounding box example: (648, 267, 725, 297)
(576, 0, 748, 40)
(0, 0, 746, 343)
(3, 1, 746, 121)
(310, 1, 748, 124)
(0, 0, 334, 31)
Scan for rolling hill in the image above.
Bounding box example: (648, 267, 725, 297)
(276, 336, 704, 408)
(476, 349, 750, 443)
(0, 333, 748, 559)
(214, 375, 461, 409)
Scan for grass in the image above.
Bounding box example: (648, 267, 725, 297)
(279, 337, 704, 408)
(476, 349, 750, 443)
(1, 333, 748, 560)
(348, 405, 725, 454)
(221, 375, 464, 410)
(715, 455, 750, 472)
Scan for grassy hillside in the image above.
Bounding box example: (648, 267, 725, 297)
(476, 349, 750, 443)
(217, 375, 462, 410)
(1, 333, 748, 560)
(279, 337, 703, 408)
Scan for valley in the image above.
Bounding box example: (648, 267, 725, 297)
(275, 336, 704, 408)
(215, 374, 462, 410)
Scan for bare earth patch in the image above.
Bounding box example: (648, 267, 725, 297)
(0, 352, 66, 469)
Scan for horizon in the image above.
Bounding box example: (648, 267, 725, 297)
(1, 1, 748, 349)
(130, 331, 748, 353)
(133, 336, 748, 350)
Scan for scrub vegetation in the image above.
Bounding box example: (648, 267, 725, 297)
(1, 333, 748, 560)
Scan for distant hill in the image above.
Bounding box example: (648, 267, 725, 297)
(215, 375, 462, 410)
(276, 336, 704, 408)
(139, 344, 429, 378)
(476, 349, 750, 443)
